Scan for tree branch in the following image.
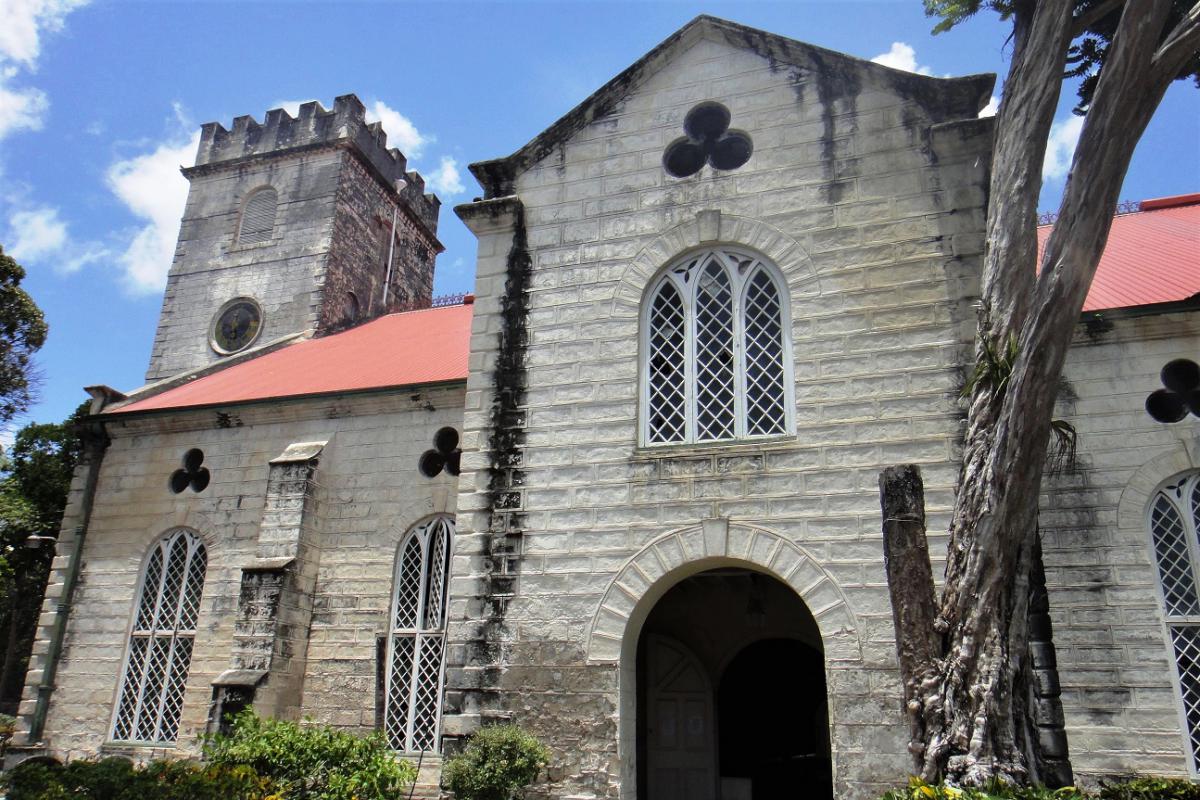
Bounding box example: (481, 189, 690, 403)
(1071, 0, 1126, 37)
(1154, 2, 1200, 72)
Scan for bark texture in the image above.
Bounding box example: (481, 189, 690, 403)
(884, 0, 1200, 783)
(880, 466, 939, 771)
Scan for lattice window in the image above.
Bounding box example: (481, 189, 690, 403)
(112, 528, 206, 743)
(238, 188, 277, 245)
(641, 249, 792, 445)
(1150, 472, 1200, 772)
(385, 516, 453, 752)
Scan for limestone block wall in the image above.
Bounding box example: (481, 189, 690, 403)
(321, 153, 439, 335)
(19, 385, 463, 761)
(146, 149, 344, 382)
(451, 25, 992, 800)
(1044, 308, 1200, 779)
(146, 95, 442, 383)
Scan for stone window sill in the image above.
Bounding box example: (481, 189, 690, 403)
(632, 434, 798, 461)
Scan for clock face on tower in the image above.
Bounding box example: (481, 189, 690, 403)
(211, 298, 263, 354)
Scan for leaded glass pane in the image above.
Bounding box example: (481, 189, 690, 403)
(1151, 493, 1200, 616)
(1172, 625, 1200, 772)
(386, 517, 454, 752)
(694, 259, 736, 441)
(112, 529, 205, 743)
(647, 282, 687, 444)
(743, 269, 787, 436)
(394, 536, 423, 629)
(424, 522, 450, 630)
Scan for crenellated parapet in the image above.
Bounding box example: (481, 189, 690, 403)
(193, 94, 440, 231)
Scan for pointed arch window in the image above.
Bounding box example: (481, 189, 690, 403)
(237, 187, 277, 245)
(642, 248, 793, 445)
(1150, 471, 1200, 772)
(385, 516, 453, 752)
(111, 528, 207, 743)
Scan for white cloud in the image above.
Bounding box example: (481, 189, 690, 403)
(0, 67, 47, 139)
(979, 95, 999, 118)
(1042, 115, 1084, 181)
(367, 100, 430, 159)
(106, 131, 199, 293)
(7, 206, 64, 259)
(871, 42, 933, 76)
(0, 0, 89, 68)
(0, 0, 90, 144)
(426, 156, 464, 198)
(6, 205, 105, 273)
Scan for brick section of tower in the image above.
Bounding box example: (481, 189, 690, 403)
(145, 95, 441, 383)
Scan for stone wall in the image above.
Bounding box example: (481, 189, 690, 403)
(146, 95, 441, 383)
(17, 385, 464, 761)
(320, 153, 439, 335)
(1044, 308, 1200, 779)
(146, 148, 343, 382)
(451, 22, 992, 800)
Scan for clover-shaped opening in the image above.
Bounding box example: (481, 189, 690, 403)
(1146, 358, 1200, 423)
(663, 101, 754, 178)
(170, 448, 211, 493)
(420, 427, 462, 478)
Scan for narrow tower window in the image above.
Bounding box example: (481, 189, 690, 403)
(385, 516, 453, 752)
(111, 528, 207, 743)
(237, 187, 277, 245)
(642, 248, 792, 445)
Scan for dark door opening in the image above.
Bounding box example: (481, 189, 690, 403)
(718, 638, 832, 799)
(636, 569, 832, 800)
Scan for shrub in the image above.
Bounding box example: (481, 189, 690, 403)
(881, 778, 1087, 800)
(442, 723, 551, 800)
(881, 776, 1200, 800)
(203, 709, 416, 800)
(4, 756, 269, 800)
(1098, 776, 1200, 800)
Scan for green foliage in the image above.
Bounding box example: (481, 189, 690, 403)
(0, 246, 46, 429)
(1098, 776, 1200, 800)
(925, 0, 1199, 112)
(4, 756, 270, 800)
(0, 401, 89, 713)
(962, 332, 1020, 401)
(881, 776, 1200, 800)
(202, 710, 416, 800)
(442, 723, 551, 800)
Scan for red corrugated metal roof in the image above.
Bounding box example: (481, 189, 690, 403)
(1039, 194, 1200, 312)
(114, 303, 472, 414)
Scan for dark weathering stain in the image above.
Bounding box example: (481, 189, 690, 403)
(460, 200, 532, 717)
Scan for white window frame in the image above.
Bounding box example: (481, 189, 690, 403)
(639, 246, 794, 447)
(384, 516, 453, 753)
(1148, 470, 1200, 774)
(110, 527, 207, 744)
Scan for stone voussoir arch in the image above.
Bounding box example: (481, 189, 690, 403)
(1117, 443, 1200, 535)
(587, 519, 861, 664)
(609, 210, 823, 320)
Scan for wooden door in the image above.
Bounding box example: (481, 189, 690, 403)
(645, 635, 716, 800)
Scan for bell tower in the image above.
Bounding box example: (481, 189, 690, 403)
(144, 95, 442, 383)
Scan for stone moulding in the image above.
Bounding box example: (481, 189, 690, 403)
(609, 210, 823, 320)
(586, 518, 861, 664)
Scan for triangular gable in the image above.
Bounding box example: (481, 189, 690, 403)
(468, 14, 994, 198)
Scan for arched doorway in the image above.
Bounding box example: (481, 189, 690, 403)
(636, 568, 832, 800)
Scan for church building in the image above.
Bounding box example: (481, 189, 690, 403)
(9, 16, 1200, 800)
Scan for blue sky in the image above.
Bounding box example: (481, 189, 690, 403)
(0, 0, 1197, 432)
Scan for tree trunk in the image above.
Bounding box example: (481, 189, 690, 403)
(880, 466, 939, 770)
(883, 0, 1200, 784)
